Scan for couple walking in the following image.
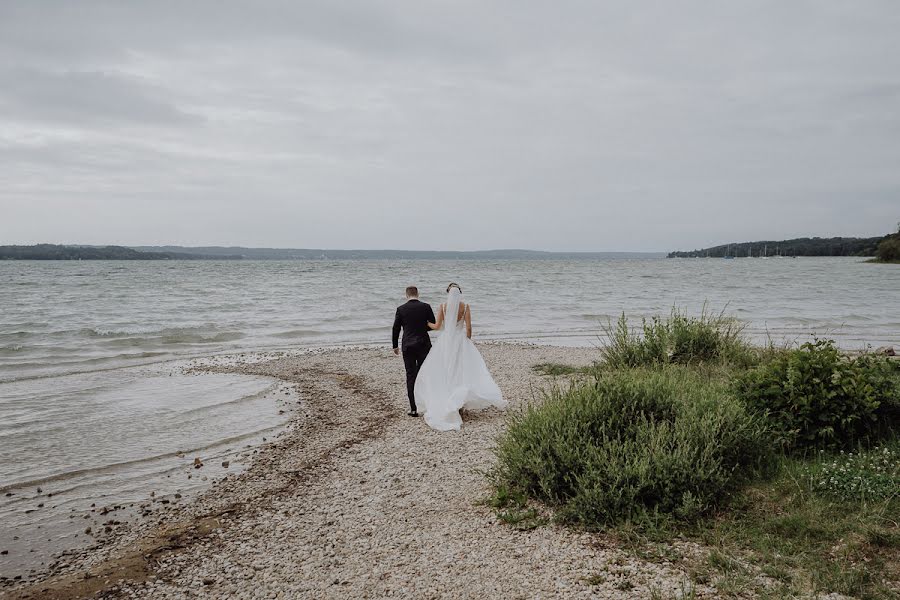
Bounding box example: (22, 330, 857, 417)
(391, 283, 507, 431)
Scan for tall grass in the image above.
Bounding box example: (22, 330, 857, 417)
(492, 367, 771, 528)
(601, 305, 755, 369)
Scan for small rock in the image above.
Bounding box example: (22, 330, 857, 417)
(222, 461, 230, 468)
(875, 346, 896, 356)
(194, 458, 204, 469)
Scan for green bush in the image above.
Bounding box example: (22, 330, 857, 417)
(601, 306, 755, 369)
(736, 340, 900, 451)
(492, 367, 771, 528)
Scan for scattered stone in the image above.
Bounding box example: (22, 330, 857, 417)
(221, 461, 230, 468)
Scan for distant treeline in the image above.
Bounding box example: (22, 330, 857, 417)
(0, 244, 242, 260)
(667, 235, 889, 258)
(2, 244, 665, 261)
(131, 246, 664, 260)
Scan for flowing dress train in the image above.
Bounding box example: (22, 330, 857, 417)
(414, 289, 506, 431)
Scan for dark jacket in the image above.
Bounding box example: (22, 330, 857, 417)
(392, 299, 435, 351)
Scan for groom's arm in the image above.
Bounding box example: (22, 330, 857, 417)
(392, 308, 402, 354)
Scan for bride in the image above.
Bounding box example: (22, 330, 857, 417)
(414, 283, 507, 431)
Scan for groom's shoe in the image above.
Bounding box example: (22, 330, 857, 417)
(407, 410, 420, 417)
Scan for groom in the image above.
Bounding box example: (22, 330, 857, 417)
(392, 286, 436, 417)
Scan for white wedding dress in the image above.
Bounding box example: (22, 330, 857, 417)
(414, 288, 507, 431)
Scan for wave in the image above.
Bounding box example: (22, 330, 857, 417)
(85, 325, 247, 345)
(272, 329, 320, 339)
(0, 331, 34, 340)
(176, 382, 281, 418)
(87, 325, 168, 337)
(0, 423, 287, 494)
(0, 352, 171, 384)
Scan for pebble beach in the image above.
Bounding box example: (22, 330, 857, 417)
(4, 344, 714, 599)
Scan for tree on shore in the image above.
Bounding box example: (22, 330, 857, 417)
(875, 223, 900, 262)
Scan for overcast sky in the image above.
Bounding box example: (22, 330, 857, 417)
(1, 1, 898, 251)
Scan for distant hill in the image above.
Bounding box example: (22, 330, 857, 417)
(130, 246, 665, 260)
(0, 244, 242, 260)
(667, 235, 888, 258)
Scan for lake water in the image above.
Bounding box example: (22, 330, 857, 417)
(1, 257, 899, 578)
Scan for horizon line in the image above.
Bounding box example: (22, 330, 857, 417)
(4, 243, 668, 254)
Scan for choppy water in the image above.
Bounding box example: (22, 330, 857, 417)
(1, 257, 899, 578)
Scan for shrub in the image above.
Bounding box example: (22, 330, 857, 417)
(736, 339, 900, 451)
(806, 445, 900, 502)
(601, 306, 755, 369)
(492, 367, 771, 528)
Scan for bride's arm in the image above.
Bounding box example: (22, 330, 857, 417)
(428, 304, 444, 330)
(464, 304, 472, 339)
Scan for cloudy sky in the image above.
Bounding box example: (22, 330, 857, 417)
(1, 1, 898, 251)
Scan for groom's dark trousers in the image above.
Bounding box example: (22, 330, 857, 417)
(392, 299, 436, 413)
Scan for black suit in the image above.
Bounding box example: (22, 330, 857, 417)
(392, 299, 435, 412)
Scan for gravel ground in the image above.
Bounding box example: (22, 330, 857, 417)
(4, 344, 708, 600)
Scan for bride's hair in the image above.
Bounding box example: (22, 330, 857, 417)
(446, 282, 462, 293)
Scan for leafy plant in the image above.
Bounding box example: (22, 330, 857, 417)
(736, 339, 900, 451)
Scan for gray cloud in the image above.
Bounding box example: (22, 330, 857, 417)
(0, 68, 200, 126)
(0, 1, 898, 251)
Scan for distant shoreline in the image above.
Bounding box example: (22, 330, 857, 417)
(667, 235, 889, 259)
(0, 244, 665, 261)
